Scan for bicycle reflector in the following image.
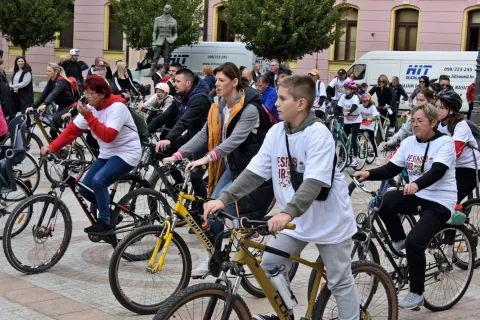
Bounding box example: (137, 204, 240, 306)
(356, 212, 367, 225)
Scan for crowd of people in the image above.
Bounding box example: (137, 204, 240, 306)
(2, 47, 479, 318)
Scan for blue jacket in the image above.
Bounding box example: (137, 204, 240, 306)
(262, 86, 279, 118)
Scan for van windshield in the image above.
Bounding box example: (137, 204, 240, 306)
(347, 64, 366, 80)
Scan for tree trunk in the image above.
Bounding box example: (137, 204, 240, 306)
(21, 47, 26, 57)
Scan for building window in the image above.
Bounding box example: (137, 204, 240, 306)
(467, 10, 480, 51)
(334, 9, 358, 61)
(108, 6, 123, 51)
(59, 4, 74, 48)
(394, 9, 419, 51)
(216, 6, 234, 42)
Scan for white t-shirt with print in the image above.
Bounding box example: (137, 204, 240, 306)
(313, 80, 327, 112)
(359, 104, 379, 131)
(338, 94, 362, 124)
(390, 135, 457, 213)
(329, 77, 348, 101)
(247, 122, 357, 244)
(74, 102, 142, 166)
(438, 120, 480, 169)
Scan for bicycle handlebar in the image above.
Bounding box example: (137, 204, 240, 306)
(215, 210, 296, 232)
(348, 173, 375, 195)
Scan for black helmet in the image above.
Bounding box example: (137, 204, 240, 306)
(436, 89, 462, 112)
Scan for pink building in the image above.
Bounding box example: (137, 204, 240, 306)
(206, 0, 480, 81)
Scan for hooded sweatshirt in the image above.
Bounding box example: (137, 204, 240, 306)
(49, 95, 141, 166)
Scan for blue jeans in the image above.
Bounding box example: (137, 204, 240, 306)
(209, 167, 234, 251)
(79, 156, 134, 223)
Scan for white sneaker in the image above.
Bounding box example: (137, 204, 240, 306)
(392, 239, 406, 252)
(350, 159, 359, 167)
(191, 257, 210, 278)
(399, 291, 424, 309)
(443, 244, 454, 260)
(375, 158, 381, 166)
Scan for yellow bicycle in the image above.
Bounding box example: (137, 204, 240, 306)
(153, 211, 399, 320)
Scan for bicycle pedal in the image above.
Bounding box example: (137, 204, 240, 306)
(411, 307, 421, 311)
(191, 272, 210, 280)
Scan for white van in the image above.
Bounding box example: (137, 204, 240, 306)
(132, 42, 256, 79)
(346, 51, 477, 112)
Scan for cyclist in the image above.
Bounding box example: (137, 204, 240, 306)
(339, 80, 362, 167)
(40, 75, 141, 234)
(368, 74, 397, 131)
(26, 63, 78, 139)
(204, 75, 359, 320)
(436, 89, 480, 202)
(359, 93, 380, 165)
(409, 76, 429, 106)
(61, 48, 84, 87)
(113, 61, 139, 97)
(164, 62, 273, 277)
(139, 83, 181, 137)
(326, 68, 348, 115)
(355, 103, 457, 309)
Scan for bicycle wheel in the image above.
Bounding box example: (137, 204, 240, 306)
(461, 197, 480, 268)
(335, 139, 347, 172)
(109, 225, 191, 315)
(423, 224, 474, 311)
(2, 194, 72, 273)
(312, 260, 398, 320)
(354, 133, 368, 171)
(44, 143, 86, 183)
(154, 282, 251, 320)
(0, 179, 32, 240)
(14, 152, 40, 193)
(3, 132, 44, 168)
(364, 133, 376, 164)
(111, 174, 152, 203)
(112, 188, 171, 246)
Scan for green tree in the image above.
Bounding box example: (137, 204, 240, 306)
(0, 0, 73, 56)
(111, 0, 203, 57)
(223, 0, 348, 62)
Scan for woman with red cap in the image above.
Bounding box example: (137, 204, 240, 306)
(40, 75, 141, 233)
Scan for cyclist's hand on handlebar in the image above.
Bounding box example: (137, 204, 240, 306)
(38, 105, 46, 113)
(186, 157, 209, 172)
(403, 183, 418, 195)
(354, 171, 370, 182)
(61, 113, 72, 121)
(268, 213, 292, 233)
(40, 146, 51, 156)
(25, 107, 34, 113)
(162, 156, 175, 164)
(156, 140, 171, 152)
(203, 200, 225, 221)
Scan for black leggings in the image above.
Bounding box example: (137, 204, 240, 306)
(456, 167, 479, 203)
(50, 108, 72, 139)
(362, 129, 378, 157)
(378, 190, 450, 295)
(343, 123, 360, 156)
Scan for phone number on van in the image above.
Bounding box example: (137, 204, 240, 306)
(208, 55, 228, 59)
(444, 67, 473, 72)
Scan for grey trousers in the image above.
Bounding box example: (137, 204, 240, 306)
(261, 233, 359, 320)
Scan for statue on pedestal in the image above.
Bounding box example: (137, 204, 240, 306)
(148, 4, 177, 77)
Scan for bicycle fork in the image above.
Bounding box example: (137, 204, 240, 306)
(147, 220, 173, 273)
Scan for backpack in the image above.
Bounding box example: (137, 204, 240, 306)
(465, 119, 480, 150)
(125, 108, 150, 145)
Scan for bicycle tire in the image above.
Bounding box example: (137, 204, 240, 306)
(109, 225, 191, 315)
(0, 178, 33, 240)
(335, 139, 347, 172)
(423, 224, 474, 311)
(354, 133, 368, 171)
(111, 173, 152, 203)
(312, 260, 398, 320)
(364, 133, 376, 164)
(43, 143, 86, 184)
(460, 197, 480, 268)
(15, 152, 41, 193)
(111, 188, 171, 253)
(153, 282, 251, 320)
(2, 194, 72, 274)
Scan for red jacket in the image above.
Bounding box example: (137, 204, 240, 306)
(467, 83, 476, 104)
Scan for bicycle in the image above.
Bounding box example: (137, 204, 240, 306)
(2, 152, 169, 274)
(108, 160, 287, 315)
(347, 176, 476, 311)
(329, 115, 368, 171)
(153, 210, 398, 320)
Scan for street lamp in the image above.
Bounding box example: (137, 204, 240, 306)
(471, 48, 480, 125)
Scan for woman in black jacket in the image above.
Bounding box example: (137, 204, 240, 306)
(10, 56, 34, 114)
(26, 63, 78, 139)
(369, 74, 397, 131)
(0, 59, 15, 119)
(113, 61, 139, 96)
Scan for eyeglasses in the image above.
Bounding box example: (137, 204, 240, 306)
(419, 81, 425, 83)
(440, 84, 448, 87)
(84, 91, 97, 97)
(269, 64, 277, 67)
(379, 80, 385, 83)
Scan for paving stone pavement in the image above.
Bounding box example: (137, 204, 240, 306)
(1, 168, 480, 320)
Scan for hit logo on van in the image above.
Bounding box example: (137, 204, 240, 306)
(406, 65, 433, 79)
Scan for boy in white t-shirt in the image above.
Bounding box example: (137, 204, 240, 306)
(338, 80, 362, 167)
(204, 75, 359, 320)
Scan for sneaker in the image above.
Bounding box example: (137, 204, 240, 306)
(399, 291, 424, 309)
(191, 257, 210, 278)
(392, 239, 406, 252)
(84, 220, 112, 234)
(252, 314, 280, 320)
(375, 158, 381, 166)
(350, 159, 359, 167)
(443, 244, 454, 260)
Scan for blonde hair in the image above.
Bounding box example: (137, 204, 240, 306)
(116, 61, 128, 79)
(203, 65, 213, 76)
(59, 66, 67, 78)
(377, 74, 389, 87)
(47, 62, 61, 77)
(411, 103, 438, 123)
